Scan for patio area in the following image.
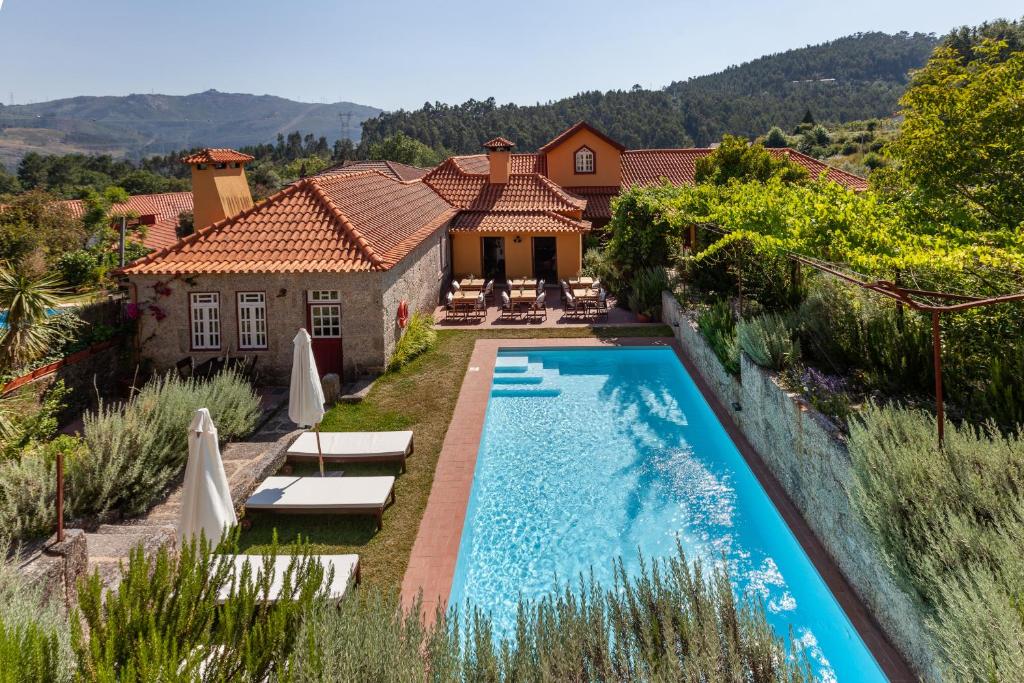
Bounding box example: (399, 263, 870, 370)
(434, 283, 650, 328)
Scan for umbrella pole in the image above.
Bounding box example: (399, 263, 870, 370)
(315, 423, 324, 477)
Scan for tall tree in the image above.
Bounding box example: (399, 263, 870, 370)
(884, 38, 1024, 234)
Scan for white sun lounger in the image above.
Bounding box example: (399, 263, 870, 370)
(245, 475, 396, 529)
(217, 553, 360, 604)
(286, 431, 414, 472)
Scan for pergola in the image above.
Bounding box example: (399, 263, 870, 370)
(688, 223, 1024, 447)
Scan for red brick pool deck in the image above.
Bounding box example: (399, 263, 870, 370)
(401, 336, 915, 682)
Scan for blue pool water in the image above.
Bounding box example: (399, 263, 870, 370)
(449, 347, 886, 682)
(0, 308, 59, 328)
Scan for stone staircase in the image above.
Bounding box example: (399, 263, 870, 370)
(82, 388, 299, 589)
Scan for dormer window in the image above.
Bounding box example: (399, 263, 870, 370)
(574, 147, 595, 174)
(215, 162, 227, 169)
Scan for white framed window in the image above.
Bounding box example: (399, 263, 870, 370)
(308, 290, 341, 303)
(575, 147, 595, 173)
(309, 304, 342, 338)
(237, 292, 267, 349)
(190, 293, 221, 350)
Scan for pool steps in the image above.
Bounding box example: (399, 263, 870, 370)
(491, 387, 561, 398)
(491, 359, 561, 397)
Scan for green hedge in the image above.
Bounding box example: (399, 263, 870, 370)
(387, 313, 437, 372)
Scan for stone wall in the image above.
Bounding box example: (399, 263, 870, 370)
(661, 291, 941, 680)
(130, 271, 383, 383)
(380, 221, 451, 362)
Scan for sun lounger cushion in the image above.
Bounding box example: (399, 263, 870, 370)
(245, 475, 395, 511)
(287, 431, 413, 459)
(218, 554, 359, 603)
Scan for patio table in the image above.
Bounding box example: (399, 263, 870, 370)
(452, 291, 478, 303)
(572, 288, 598, 301)
(459, 277, 485, 291)
(508, 278, 533, 290)
(569, 277, 595, 289)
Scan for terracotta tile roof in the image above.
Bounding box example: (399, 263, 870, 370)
(60, 191, 193, 251)
(538, 121, 627, 152)
(482, 136, 516, 149)
(181, 148, 255, 164)
(123, 172, 454, 275)
(423, 159, 585, 213)
(451, 154, 545, 175)
(451, 211, 591, 233)
(319, 160, 429, 182)
(621, 148, 868, 191)
(564, 186, 619, 221)
(621, 149, 706, 187)
(769, 149, 870, 191)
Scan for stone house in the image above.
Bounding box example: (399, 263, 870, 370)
(122, 155, 455, 382)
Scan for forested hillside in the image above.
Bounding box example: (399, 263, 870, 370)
(361, 32, 938, 151)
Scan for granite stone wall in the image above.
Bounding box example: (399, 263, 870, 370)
(662, 291, 941, 680)
(130, 271, 383, 383)
(380, 221, 450, 363)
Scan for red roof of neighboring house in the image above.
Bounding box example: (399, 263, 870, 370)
(61, 191, 193, 250)
(451, 210, 590, 233)
(320, 160, 430, 182)
(538, 121, 627, 152)
(769, 149, 870, 191)
(424, 159, 585, 213)
(482, 136, 516, 149)
(181, 148, 255, 165)
(123, 172, 454, 275)
(621, 148, 869, 191)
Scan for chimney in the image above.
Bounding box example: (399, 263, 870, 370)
(482, 136, 515, 184)
(182, 148, 255, 229)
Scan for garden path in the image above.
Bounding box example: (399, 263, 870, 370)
(83, 387, 298, 589)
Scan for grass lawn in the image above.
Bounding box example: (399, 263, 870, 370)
(237, 325, 672, 593)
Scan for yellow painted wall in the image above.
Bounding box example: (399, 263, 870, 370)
(556, 233, 582, 277)
(450, 232, 584, 280)
(191, 164, 254, 229)
(543, 129, 622, 188)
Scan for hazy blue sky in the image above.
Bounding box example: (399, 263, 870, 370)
(0, 0, 1019, 110)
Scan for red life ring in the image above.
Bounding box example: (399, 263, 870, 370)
(397, 300, 409, 328)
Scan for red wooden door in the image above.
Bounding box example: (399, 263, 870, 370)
(307, 292, 343, 377)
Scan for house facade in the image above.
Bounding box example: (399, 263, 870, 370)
(121, 122, 866, 382)
(123, 158, 455, 382)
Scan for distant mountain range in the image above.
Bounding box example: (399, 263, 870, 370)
(0, 31, 941, 169)
(0, 90, 381, 168)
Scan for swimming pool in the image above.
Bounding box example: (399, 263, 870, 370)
(449, 346, 886, 682)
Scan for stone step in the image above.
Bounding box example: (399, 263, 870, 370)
(95, 522, 175, 535)
(85, 527, 174, 562)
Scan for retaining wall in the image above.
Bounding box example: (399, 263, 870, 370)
(662, 290, 941, 680)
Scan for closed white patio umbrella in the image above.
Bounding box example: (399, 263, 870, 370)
(290, 328, 327, 476)
(177, 408, 237, 546)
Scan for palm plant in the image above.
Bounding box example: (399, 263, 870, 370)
(0, 264, 66, 372)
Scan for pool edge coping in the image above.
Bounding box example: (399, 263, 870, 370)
(400, 336, 914, 682)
